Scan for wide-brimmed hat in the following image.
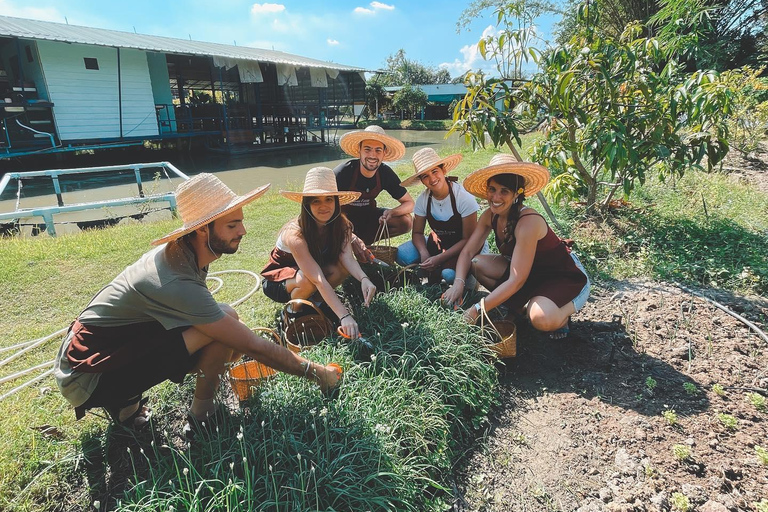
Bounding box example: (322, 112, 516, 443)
(400, 147, 463, 187)
(463, 154, 550, 199)
(339, 125, 406, 161)
(151, 173, 270, 246)
(280, 166, 361, 205)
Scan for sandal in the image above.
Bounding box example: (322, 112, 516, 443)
(549, 319, 571, 340)
(104, 396, 151, 430)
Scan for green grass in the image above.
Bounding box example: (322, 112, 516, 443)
(2, 134, 768, 510)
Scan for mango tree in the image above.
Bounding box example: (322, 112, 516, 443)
(452, 1, 732, 211)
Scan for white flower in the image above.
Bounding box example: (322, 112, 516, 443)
(183, 467, 189, 476)
(236, 432, 244, 441)
(93, 501, 100, 510)
(230, 462, 235, 471)
(319, 407, 328, 417)
(401, 322, 409, 328)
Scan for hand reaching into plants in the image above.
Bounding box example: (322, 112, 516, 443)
(463, 304, 481, 324)
(441, 281, 464, 311)
(351, 235, 374, 263)
(361, 277, 377, 306)
(339, 314, 360, 339)
(316, 363, 342, 393)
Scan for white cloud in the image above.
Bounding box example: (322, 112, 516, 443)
(353, 2, 395, 15)
(440, 25, 522, 77)
(250, 3, 285, 15)
(0, 0, 62, 22)
(327, 39, 339, 46)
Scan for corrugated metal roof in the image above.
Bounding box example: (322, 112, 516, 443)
(0, 14, 365, 72)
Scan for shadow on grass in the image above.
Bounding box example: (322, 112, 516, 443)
(579, 209, 768, 295)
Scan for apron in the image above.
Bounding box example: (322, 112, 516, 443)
(425, 179, 463, 269)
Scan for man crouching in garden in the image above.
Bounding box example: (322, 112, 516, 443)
(54, 173, 340, 439)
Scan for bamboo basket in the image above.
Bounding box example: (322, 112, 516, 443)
(479, 298, 517, 358)
(228, 327, 300, 401)
(281, 299, 333, 347)
(369, 222, 398, 266)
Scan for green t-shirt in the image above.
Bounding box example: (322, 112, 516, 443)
(55, 239, 225, 407)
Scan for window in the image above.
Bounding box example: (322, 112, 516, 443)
(25, 45, 33, 63)
(84, 58, 99, 70)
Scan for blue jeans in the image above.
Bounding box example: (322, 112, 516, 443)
(396, 238, 456, 284)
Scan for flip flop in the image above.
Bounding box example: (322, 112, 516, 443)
(104, 396, 151, 430)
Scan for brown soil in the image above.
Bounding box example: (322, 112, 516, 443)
(454, 279, 768, 511)
(453, 143, 768, 512)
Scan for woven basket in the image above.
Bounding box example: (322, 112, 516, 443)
(369, 222, 398, 266)
(228, 327, 299, 401)
(281, 299, 333, 347)
(479, 298, 517, 358)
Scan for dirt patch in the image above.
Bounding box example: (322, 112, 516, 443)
(455, 279, 768, 511)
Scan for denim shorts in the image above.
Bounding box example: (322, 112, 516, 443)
(570, 252, 591, 312)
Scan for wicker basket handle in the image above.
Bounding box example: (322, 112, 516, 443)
(373, 221, 391, 247)
(281, 298, 327, 325)
(251, 326, 281, 345)
(479, 298, 503, 340)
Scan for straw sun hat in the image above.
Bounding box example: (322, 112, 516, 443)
(400, 147, 463, 187)
(152, 173, 270, 246)
(280, 166, 361, 205)
(463, 154, 550, 200)
(339, 125, 406, 161)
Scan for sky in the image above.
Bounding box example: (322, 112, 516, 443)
(3, 0, 562, 78)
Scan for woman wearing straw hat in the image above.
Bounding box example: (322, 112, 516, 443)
(441, 155, 590, 339)
(262, 167, 378, 339)
(334, 125, 415, 250)
(54, 173, 341, 438)
(396, 147, 483, 285)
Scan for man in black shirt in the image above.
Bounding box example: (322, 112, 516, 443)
(334, 125, 414, 248)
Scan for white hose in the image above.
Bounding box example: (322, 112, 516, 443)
(0, 269, 263, 401)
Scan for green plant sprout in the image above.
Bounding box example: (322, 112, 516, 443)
(712, 383, 725, 396)
(672, 444, 692, 462)
(683, 382, 698, 395)
(747, 392, 766, 412)
(756, 446, 768, 466)
(717, 413, 738, 431)
(671, 492, 691, 512)
(645, 376, 658, 391)
(662, 409, 678, 426)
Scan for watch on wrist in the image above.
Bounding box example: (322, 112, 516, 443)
(474, 302, 482, 313)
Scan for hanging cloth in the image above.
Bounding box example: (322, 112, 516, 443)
(238, 60, 264, 83)
(309, 67, 328, 88)
(276, 64, 298, 86)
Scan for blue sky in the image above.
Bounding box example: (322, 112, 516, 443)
(5, 0, 561, 78)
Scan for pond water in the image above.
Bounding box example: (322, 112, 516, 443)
(0, 129, 465, 234)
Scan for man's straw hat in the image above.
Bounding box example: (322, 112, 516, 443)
(339, 125, 406, 161)
(400, 147, 463, 187)
(281, 166, 361, 205)
(152, 173, 269, 246)
(463, 154, 550, 199)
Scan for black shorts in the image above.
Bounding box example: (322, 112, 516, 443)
(77, 322, 199, 411)
(262, 279, 291, 303)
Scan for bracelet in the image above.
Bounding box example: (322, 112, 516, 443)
(455, 277, 466, 285)
(302, 361, 319, 381)
(360, 276, 371, 283)
(339, 312, 352, 322)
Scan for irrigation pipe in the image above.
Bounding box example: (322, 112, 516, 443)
(0, 361, 54, 386)
(0, 269, 262, 402)
(674, 283, 768, 345)
(0, 368, 54, 402)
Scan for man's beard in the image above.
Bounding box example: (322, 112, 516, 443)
(209, 231, 240, 255)
(361, 158, 381, 172)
